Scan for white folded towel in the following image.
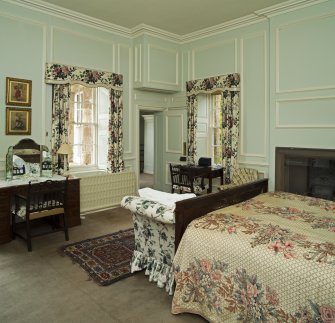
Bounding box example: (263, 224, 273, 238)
(138, 187, 196, 211)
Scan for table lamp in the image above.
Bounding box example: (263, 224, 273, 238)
(57, 143, 72, 175)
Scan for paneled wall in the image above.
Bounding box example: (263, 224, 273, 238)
(133, 35, 181, 92)
(269, 2, 335, 189)
(181, 1, 335, 189)
(182, 20, 270, 180)
(0, 1, 134, 178)
(1, 0, 334, 194)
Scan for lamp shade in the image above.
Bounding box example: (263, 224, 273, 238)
(57, 143, 72, 155)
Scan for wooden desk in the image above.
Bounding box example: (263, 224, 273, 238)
(0, 177, 81, 244)
(180, 165, 224, 193)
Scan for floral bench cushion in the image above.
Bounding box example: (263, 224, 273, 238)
(120, 196, 175, 224)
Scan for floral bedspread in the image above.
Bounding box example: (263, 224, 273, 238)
(172, 192, 335, 322)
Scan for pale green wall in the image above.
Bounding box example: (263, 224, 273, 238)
(181, 19, 271, 184)
(0, 1, 133, 178)
(133, 34, 181, 92)
(1, 0, 334, 192)
(268, 1, 335, 190)
(181, 0, 335, 190)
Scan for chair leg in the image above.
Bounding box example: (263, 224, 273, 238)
(63, 214, 69, 241)
(26, 219, 32, 252)
(12, 213, 16, 240)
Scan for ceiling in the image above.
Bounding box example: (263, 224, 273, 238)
(39, 0, 292, 35)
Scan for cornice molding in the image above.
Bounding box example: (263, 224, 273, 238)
(181, 0, 327, 42)
(181, 13, 266, 43)
(4, 0, 327, 43)
(131, 24, 181, 43)
(255, 0, 327, 17)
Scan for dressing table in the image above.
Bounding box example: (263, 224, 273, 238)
(0, 139, 80, 245)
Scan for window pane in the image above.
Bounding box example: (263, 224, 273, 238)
(213, 146, 222, 165)
(68, 84, 108, 168)
(98, 88, 110, 114)
(213, 128, 221, 145)
(69, 124, 96, 165)
(210, 93, 223, 165)
(72, 145, 82, 165)
(98, 135, 108, 168)
(213, 108, 221, 127)
(71, 144, 96, 165)
(97, 88, 109, 167)
(82, 103, 95, 123)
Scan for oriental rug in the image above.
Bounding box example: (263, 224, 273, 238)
(60, 228, 135, 286)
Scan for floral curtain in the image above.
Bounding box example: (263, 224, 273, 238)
(107, 89, 124, 172)
(186, 73, 240, 179)
(186, 95, 198, 164)
(45, 63, 124, 173)
(51, 84, 70, 174)
(45, 63, 123, 89)
(221, 90, 240, 183)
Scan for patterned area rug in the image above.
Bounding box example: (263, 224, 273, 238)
(61, 228, 135, 286)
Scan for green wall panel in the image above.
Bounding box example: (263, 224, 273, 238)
(52, 28, 115, 71)
(277, 13, 335, 92)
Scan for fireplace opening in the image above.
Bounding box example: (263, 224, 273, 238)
(275, 147, 335, 201)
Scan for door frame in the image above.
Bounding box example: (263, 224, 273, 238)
(136, 104, 165, 190)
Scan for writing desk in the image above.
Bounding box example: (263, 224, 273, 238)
(0, 176, 81, 244)
(179, 165, 224, 193)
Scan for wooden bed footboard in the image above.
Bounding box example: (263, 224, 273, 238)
(174, 178, 268, 251)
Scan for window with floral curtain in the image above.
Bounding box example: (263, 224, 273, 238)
(186, 74, 240, 183)
(45, 63, 124, 174)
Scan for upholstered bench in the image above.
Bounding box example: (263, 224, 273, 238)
(121, 189, 195, 295)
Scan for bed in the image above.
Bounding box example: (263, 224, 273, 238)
(121, 179, 268, 295)
(172, 189, 335, 322)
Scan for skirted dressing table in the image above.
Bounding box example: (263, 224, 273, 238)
(0, 139, 80, 245)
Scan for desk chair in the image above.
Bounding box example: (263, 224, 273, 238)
(169, 164, 207, 195)
(12, 179, 69, 252)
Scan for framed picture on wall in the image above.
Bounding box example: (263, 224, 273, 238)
(6, 77, 32, 106)
(6, 107, 31, 135)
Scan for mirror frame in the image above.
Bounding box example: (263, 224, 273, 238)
(6, 138, 52, 180)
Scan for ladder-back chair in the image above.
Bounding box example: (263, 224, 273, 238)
(169, 164, 207, 195)
(12, 178, 69, 251)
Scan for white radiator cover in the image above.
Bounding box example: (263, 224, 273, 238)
(76, 171, 136, 213)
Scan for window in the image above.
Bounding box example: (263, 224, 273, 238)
(196, 93, 223, 166)
(210, 93, 223, 165)
(68, 84, 109, 170)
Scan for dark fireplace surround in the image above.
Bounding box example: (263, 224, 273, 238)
(275, 147, 335, 201)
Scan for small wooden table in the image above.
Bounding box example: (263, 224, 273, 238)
(0, 176, 81, 245)
(179, 165, 224, 193)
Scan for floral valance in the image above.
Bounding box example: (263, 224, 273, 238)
(45, 63, 123, 90)
(186, 73, 240, 96)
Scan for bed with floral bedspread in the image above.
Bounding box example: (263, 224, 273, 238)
(172, 192, 335, 322)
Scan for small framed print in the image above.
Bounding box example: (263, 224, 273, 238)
(6, 107, 31, 135)
(6, 77, 32, 106)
